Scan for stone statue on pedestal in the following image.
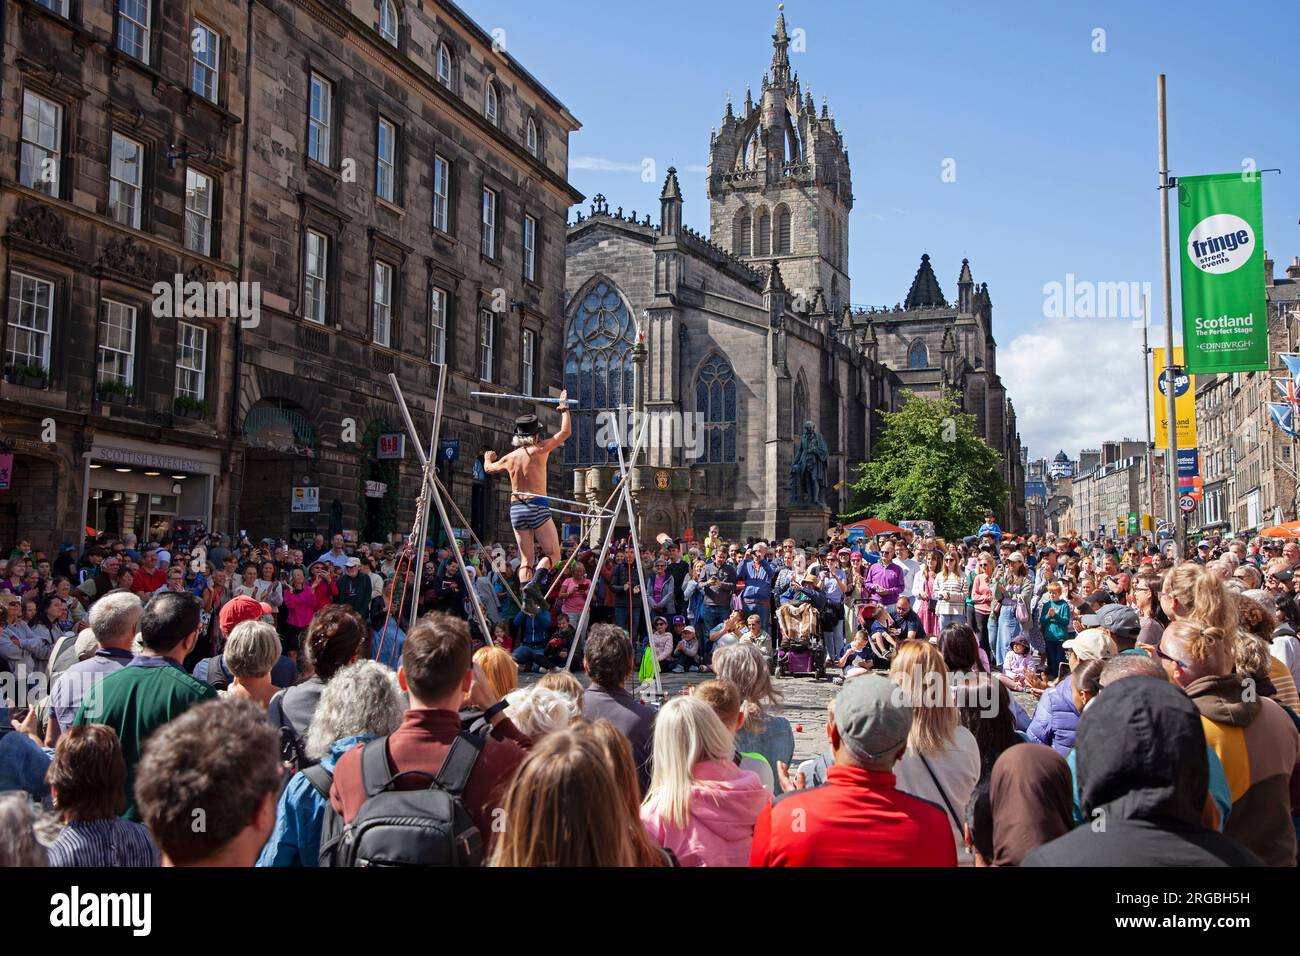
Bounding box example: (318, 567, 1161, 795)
(789, 421, 828, 506)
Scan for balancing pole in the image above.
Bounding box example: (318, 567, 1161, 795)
(470, 391, 573, 406)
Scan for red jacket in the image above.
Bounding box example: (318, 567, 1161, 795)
(749, 764, 957, 867)
(329, 708, 530, 848)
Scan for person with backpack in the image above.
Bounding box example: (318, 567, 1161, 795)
(324, 612, 532, 865)
(257, 660, 406, 866)
(267, 605, 371, 773)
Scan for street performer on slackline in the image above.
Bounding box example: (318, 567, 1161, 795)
(483, 390, 571, 612)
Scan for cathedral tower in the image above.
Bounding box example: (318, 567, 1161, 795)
(707, 8, 853, 315)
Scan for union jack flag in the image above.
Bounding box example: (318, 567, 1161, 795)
(1275, 378, 1299, 404)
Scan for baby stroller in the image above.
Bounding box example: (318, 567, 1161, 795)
(775, 575, 828, 680)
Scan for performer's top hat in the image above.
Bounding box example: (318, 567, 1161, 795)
(513, 414, 543, 437)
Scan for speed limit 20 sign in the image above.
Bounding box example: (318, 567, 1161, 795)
(1179, 494, 1197, 514)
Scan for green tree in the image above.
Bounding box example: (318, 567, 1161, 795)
(845, 389, 1009, 539)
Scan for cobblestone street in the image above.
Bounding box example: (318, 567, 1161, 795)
(521, 669, 1043, 763)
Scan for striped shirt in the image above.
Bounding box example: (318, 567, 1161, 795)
(46, 818, 160, 867)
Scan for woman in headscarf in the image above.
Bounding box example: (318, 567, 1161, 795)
(988, 743, 1075, 866)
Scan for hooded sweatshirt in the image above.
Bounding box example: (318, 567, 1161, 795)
(1023, 677, 1262, 867)
(641, 759, 770, 867)
(1185, 673, 1300, 867)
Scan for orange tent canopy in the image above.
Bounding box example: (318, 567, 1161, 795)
(844, 518, 907, 536)
(1259, 521, 1300, 538)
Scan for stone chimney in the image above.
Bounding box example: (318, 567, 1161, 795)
(1265, 249, 1274, 287)
(1288, 256, 1300, 280)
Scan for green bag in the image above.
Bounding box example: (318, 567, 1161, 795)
(638, 645, 658, 683)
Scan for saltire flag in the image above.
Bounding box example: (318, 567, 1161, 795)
(1280, 353, 1300, 383)
(1275, 378, 1299, 404)
(1268, 402, 1298, 438)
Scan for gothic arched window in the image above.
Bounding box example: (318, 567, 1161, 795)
(564, 279, 636, 465)
(792, 374, 807, 436)
(696, 354, 737, 464)
(908, 340, 930, 368)
(830, 276, 841, 316)
(734, 209, 752, 256)
(775, 205, 791, 254)
(757, 207, 771, 256)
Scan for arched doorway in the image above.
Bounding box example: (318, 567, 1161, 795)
(240, 399, 319, 541)
(360, 420, 400, 545)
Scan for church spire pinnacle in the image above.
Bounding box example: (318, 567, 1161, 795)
(770, 5, 791, 88)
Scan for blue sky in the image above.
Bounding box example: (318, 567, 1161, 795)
(461, 0, 1300, 460)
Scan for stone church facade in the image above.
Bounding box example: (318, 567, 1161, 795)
(564, 10, 1024, 541)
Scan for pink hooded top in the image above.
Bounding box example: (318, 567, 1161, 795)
(641, 759, 771, 867)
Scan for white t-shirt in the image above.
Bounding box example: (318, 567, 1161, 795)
(896, 558, 921, 598)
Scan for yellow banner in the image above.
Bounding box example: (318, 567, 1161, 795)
(1153, 347, 1198, 449)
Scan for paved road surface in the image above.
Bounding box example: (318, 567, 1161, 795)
(520, 668, 1042, 762)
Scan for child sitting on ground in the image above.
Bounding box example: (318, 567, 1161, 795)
(672, 625, 703, 673)
(650, 616, 676, 671)
(833, 631, 875, 685)
(999, 634, 1035, 690)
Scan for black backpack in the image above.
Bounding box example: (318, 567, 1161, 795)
(203, 655, 230, 692)
(268, 690, 315, 775)
(311, 731, 486, 867)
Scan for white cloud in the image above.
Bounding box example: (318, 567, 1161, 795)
(1000, 316, 1150, 460)
(570, 156, 643, 172)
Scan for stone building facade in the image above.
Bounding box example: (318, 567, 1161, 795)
(1216, 254, 1300, 534)
(564, 10, 1024, 540)
(1060, 451, 1165, 541)
(0, 0, 580, 552)
(232, 0, 580, 547)
(0, 0, 247, 550)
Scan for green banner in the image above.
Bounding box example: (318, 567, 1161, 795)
(1177, 173, 1268, 373)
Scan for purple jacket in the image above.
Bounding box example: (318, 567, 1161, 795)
(863, 561, 905, 606)
(1025, 675, 1078, 757)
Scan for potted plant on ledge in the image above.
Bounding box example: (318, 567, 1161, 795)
(4, 363, 48, 388)
(95, 379, 133, 405)
(174, 395, 207, 420)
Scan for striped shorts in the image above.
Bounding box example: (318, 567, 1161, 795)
(510, 496, 552, 531)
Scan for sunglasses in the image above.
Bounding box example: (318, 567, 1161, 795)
(1153, 643, 1188, 668)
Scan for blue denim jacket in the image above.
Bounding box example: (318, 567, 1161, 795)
(256, 734, 371, 867)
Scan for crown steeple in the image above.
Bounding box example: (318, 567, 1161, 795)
(771, 6, 791, 89)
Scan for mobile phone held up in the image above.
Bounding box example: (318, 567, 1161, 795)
(1057, 661, 1071, 682)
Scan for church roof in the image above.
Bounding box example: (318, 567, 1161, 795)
(904, 254, 947, 309)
